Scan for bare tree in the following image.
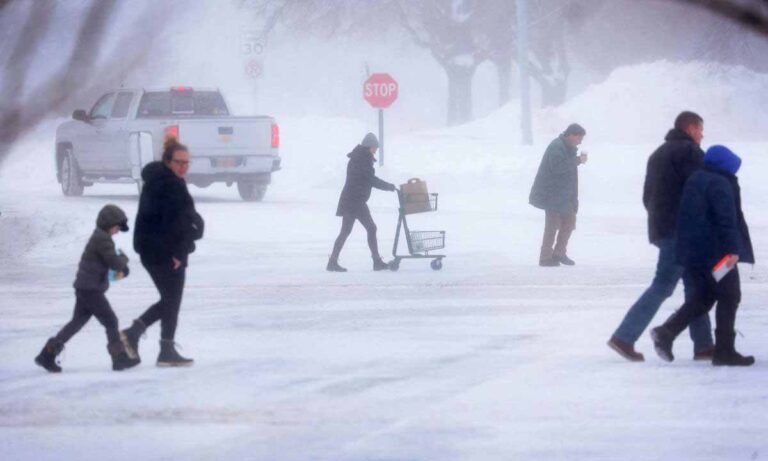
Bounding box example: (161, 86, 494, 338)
(0, 0, 173, 166)
(395, 1, 494, 125)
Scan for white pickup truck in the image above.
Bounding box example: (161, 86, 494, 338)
(55, 87, 280, 201)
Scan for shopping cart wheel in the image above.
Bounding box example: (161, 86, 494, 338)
(389, 259, 400, 271)
(430, 259, 443, 271)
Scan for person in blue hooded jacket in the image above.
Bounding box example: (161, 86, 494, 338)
(651, 145, 755, 366)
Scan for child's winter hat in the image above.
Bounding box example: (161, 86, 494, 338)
(705, 145, 742, 175)
(97, 204, 129, 232)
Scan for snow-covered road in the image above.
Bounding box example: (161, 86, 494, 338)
(2, 105, 768, 459)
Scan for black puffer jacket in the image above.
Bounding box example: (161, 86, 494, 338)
(134, 162, 204, 266)
(643, 128, 703, 244)
(73, 206, 130, 292)
(335, 145, 395, 217)
(529, 135, 580, 214)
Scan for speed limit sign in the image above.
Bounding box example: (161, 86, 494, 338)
(245, 59, 263, 79)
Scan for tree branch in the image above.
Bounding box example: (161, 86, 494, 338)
(673, 0, 768, 36)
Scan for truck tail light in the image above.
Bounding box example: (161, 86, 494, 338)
(271, 123, 280, 148)
(165, 125, 179, 140)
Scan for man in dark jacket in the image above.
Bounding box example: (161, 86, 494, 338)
(122, 136, 204, 367)
(608, 112, 713, 362)
(529, 123, 587, 266)
(35, 204, 139, 372)
(327, 132, 396, 272)
(651, 145, 754, 366)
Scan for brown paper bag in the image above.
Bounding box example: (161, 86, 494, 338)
(401, 178, 431, 214)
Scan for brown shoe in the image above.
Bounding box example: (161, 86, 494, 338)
(693, 346, 715, 361)
(607, 336, 645, 362)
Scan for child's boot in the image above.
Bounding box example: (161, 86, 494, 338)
(35, 338, 64, 373)
(108, 341, 140, 371)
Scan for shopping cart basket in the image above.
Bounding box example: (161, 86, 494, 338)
(390, 188, 446, 271)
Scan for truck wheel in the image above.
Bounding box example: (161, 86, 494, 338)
(237, 181, 267, 202)
(60, 149, 84, 196)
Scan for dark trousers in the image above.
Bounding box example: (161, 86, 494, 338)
(331, 206, 380, 261)
(55, 290, 120, 344)
(664, 267, 741, 343)
(139, 261, 186, 340)
(540, 210, 576, 261)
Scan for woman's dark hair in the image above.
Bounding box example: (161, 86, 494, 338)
(162, 135, 189, 163)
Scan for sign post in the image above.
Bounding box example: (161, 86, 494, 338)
(241, 29, 265, 112)
(363, 73, 398, 166)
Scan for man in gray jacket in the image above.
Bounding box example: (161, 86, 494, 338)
(34, 204, 140, 372)
(529, 123, 588, 266)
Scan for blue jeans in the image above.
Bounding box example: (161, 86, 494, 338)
(612, 238, 713, 353)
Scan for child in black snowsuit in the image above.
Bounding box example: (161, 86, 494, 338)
(34, 204, 140, 372)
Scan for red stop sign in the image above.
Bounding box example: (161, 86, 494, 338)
(363, 73, 398, 109)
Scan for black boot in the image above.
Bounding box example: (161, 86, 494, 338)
(34, 338, 64, 373)
(107, 341, 140, 371)
(373, 258, 389, 271)
(650, 326, 675, 362)
(157, 340, 194, 367)
(713, 329, 755, 367)
(326, 258, 347, 272)
(120, 319, 145, 361)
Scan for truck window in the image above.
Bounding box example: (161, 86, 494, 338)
(90, 93, 115, 119)
(136, 91, 229, 118)
(110, 92, 134, 119)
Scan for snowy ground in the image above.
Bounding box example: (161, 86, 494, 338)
(3, 63, 768, 460)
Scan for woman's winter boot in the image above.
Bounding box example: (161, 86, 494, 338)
(372, 258, 389, 271)
(713, 329, 755, 366)
(157, 339, 194, 367)
(34, 338, 64, 373)
(120, 319, 146, 361)
(326, 258, 347, 272)
(107, 341, 140, 371)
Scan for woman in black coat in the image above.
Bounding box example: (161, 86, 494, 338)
(327, 133, 396, 272)
(121, 135, 204, 367)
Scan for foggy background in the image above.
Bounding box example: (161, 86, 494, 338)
(1, 0, 768, 166)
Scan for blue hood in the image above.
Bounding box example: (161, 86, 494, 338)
(704, 145, 741, 175)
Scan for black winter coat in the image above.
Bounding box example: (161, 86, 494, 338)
(134, 162, 204, 266)
(529, 135, 580, 214)
(73, 229, 129, 292)
(643, 129, 703, 244)
(676, 165, 754, 269)
(336, 145, 395, 217)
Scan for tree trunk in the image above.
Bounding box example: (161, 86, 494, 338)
(493, 55, 513, 107)
(444, 64, 476, 126)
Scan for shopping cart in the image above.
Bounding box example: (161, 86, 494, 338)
(390, 187, 446, 271)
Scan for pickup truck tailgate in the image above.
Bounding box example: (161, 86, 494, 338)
(177, 117, 275, 156)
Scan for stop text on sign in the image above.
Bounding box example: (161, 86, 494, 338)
(363, 73, 398, 109)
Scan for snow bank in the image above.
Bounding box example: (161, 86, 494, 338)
(456, 60, 768, 146)
(546, 60, 768, 144)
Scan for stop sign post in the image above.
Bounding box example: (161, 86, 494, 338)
(363, 73, 398, 166)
